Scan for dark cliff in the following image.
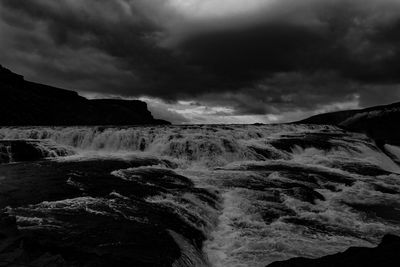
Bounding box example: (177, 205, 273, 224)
(298, 102, 400, 145)
(0, 65, 170, 126)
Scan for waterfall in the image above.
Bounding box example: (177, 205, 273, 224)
(0, 125, 341, 166)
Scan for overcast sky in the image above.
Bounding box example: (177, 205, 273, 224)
(1, 0, 400, 123)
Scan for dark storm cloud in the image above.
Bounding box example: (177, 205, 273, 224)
(1, 0, 400, 119)
(195, 71, 359, 115)
(0, 0, 177, 95)
(176, 0, 400, 85)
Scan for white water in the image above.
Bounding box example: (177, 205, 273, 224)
(0, 125, 358, 167)
(1, 125, 400, 267)
(178, 167, 400, 266)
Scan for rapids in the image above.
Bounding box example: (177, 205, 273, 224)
(1, 124, 400, 266)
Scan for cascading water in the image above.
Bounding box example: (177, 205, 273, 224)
(0, 125, 340, 166)
(1, 124, 400, 267)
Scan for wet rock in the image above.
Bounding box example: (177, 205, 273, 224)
(249, 146, 291, 160)
(371, 183, 399, 195)
(269, 133, 350, 153)
(267, 234, 400, 267)
(282, 187, 325, 204)
(232, 163, 355, 186)
(0, 212, 68, 267)
(327, 161, 392, 176)
(0, 158, 216, 266)
(346, 203, 400, 224)
(260, 205, 297, 224)
(0, 140, 73, 164)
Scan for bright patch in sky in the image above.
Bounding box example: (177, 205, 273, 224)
(81, 93, 361, 125)
(168, 0, 276, 18)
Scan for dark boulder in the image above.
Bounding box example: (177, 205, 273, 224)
(0, 140, 73, 164)
(268, 234, 400, 267)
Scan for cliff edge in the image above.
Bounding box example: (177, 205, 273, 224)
(0, 65, 170, 126)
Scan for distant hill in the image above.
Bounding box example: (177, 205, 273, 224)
(0, 65, 170, 126)
(298, 102, 400, 145)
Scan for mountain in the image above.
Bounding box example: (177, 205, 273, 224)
(0, 65, 170, 126)
(298, 102, 400, 146)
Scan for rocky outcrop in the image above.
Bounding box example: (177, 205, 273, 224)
(0, 212, 68, 267)
(0, 158, 212, 267)
(0, 64, 170, 126)
(298, 102, 400, 146)
(267, 234, 400, 267)
(0, 140, 74, 164)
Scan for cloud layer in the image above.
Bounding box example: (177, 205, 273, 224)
(1, 0, 400, 123)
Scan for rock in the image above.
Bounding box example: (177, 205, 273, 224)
(0, 213, 20, 249)
(282, 186, 325, 204)
(0, 140, 74, 164)
(31, 253, 68, 267)
(267, 234, 400, 267)
(0, 158, 215, 266)
(0, 64, 170, 126)
(297, 102, 400, 146)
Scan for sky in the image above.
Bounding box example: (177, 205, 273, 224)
(1, 0, 400, 124)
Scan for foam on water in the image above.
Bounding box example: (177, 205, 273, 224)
(289, 136, 400, 174)
(1, 124, 400, 266)
(6, 196, 149, 228)
(199, 170, 400, 266)
(0, 125, 337, 167)
(146, 192, 218, 234)
(112, 166, 220, 234)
